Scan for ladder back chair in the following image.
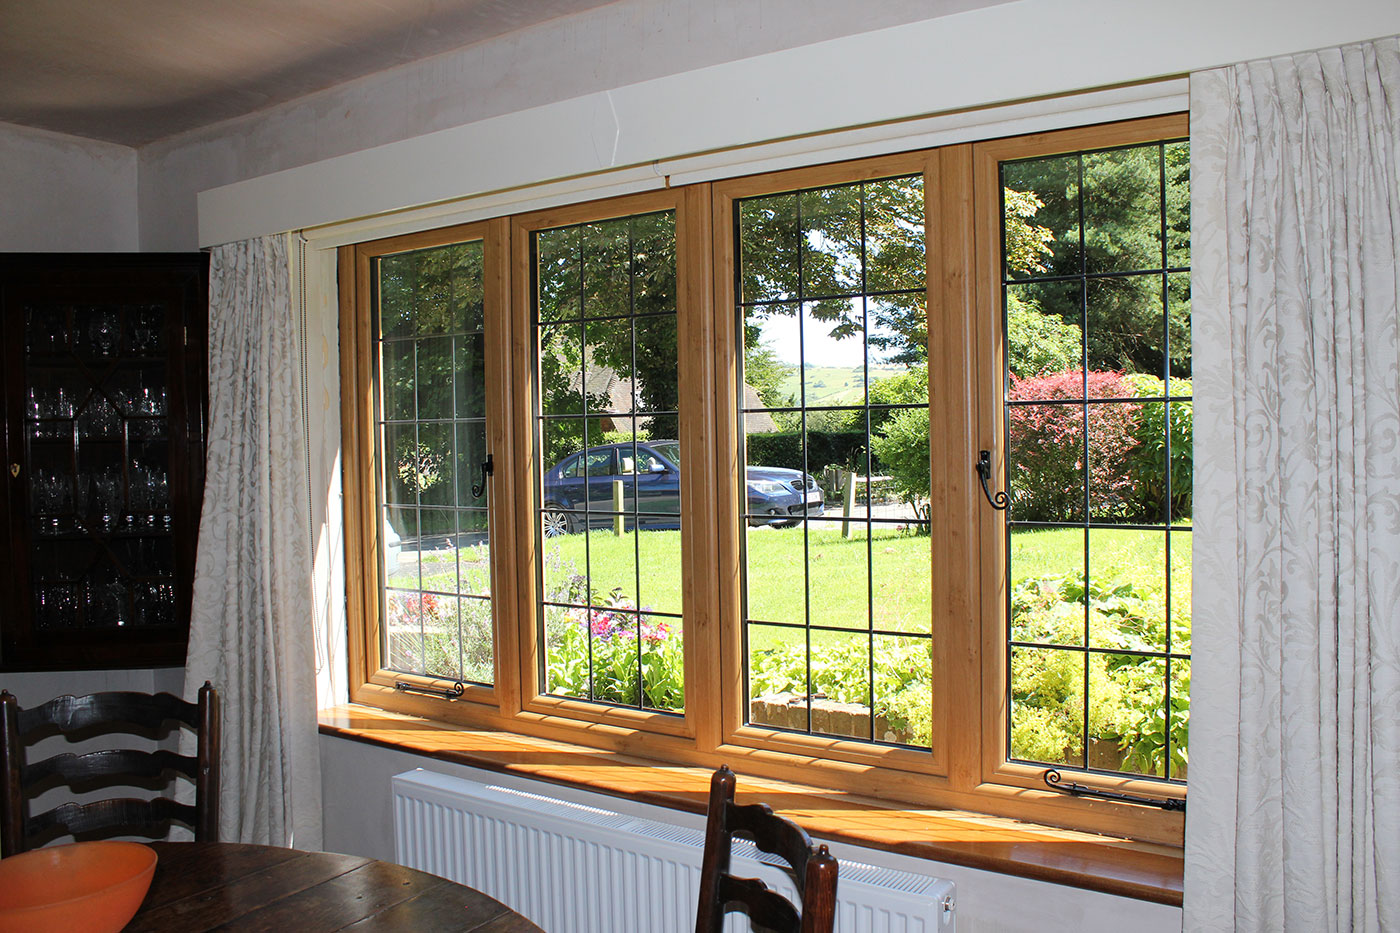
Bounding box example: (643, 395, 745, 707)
(695, 765, 839, 933)
(0, 681, 219, 856)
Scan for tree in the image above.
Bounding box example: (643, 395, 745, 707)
(1002, 141, 1190, 378)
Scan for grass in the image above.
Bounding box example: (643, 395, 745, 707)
(387, 522, 1192, 652)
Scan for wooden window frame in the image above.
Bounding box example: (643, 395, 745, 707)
(972, 116, 1190, 834)
(338, 115, 1189, 846)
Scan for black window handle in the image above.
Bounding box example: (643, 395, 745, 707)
(975, 450, 1009, 511)
(471, 453, 494, 499)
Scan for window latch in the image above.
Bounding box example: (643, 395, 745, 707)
(975, 450, 1009, 511)
(394, 680, 465, 701)
(1043, 769, 1185, 811)
(471, 453, 494, 499)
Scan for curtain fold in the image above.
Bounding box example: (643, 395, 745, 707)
(1186, 37, 1400, 932)
(183, 234, 323, 849)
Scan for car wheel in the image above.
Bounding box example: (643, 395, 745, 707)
(541, 504, 578, 538)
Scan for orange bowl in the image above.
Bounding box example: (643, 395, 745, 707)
(0, 841, 158, 933)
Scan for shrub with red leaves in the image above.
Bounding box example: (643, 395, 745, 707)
(1007, 371, 1143, 522)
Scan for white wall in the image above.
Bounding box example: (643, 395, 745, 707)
(136, 0, 1005, 251)
(321, 734, 1183, 933)
(0, 122, 138, 251)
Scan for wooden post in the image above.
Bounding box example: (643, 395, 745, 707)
(613, 479, 624, 536)
(841, 470, 857, 539)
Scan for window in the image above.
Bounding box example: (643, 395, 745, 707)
(732, 173, 934, 748)
(998, 139, 1190, 783)
(340, 116, 1189, 843)
(531, 207, 686, 715)
(374, 238, 494, 687)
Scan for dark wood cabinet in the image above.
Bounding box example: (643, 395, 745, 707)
(0, 254, 208, 671)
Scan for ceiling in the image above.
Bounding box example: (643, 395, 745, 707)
(0, 0, 620, 146)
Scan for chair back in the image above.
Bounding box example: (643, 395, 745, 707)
(0, 681, 219, 856)
(695, 765, 838, 933)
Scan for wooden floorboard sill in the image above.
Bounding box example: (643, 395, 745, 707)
(319, 704, 1184, 906)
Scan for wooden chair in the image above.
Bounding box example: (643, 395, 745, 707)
(0, 681, 219, 856)
(695, 765, 839, 933)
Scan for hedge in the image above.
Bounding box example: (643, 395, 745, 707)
(744, 430, 872, 474)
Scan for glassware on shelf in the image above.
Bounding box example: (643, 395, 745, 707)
(77, 392, 120, 438)
(28, 386, 75, 440)
(88, 308, 120, 357)
(136, 581, 176, 627)
(128, 306, 163, 354)
(29, 468, 73, 536)
(34, 584, 79, 629)
(94, 468, 123, 533)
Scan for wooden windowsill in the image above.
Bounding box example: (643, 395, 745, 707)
(319, 704, 1184, 906)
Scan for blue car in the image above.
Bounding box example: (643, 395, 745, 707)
(540, 440, 823, 536)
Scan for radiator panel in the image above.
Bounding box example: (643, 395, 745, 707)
(392, 769, 955, 933)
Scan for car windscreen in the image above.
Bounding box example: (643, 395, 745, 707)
(651, 441, 680, 467)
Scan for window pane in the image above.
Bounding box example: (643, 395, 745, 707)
(537, 227, 581, 322)
(870, 521, 930, 635)
(374, 240, 494, 686)
(808, 629, 870, 740)
(380, 339, 414, 421)
(1000, 138, 1189, 782)
(739, 194, 800, 304)
(1087, 528, 1165, 652)
(864, 176, 926, 294)
(737, 174, 932, 750)
(1010, 526, 1085, 648)
(1010, 645, 1085, 768)
(1086, 274, 1164, 381)
(534, 210, 683, 715)
(749, 622, 807, 730)
(1006, 279, 1082, 381)
(1002, 154, 1079, 279)
(1083, 146, 1162, 274)
(800, 184, 862, 297)
(1090, 654, 1166, 778)
(874, 634, 933, 747)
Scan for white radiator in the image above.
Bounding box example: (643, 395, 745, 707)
(392, 769, 956, 933)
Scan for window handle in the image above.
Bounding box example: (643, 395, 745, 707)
(471, 453, 494, 499)
(975, 450, 1009, 511)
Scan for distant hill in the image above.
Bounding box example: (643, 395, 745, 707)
(777, 363, 906, 408)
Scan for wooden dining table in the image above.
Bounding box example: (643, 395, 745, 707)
(126, 841, 544, 932)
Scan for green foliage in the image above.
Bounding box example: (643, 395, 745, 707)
(745, 430, 868, 473)
(385, 592, 493, 685)
(744, 340, 797, 409)
(1003, 187, 1056, 275)
(1123, 373, 1193, 520)
(749, 636, 934, 746)
(395, 441, 445, 495)
(1009, 571, 1188, 777)
(1003, 141, 1191, 377)
(538, 551, 685, 711)
(869, 407, 930, 513)
(1006, 292, 1082, 379)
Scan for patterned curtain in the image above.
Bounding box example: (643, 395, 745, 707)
(1186, 38, 1400, 931)
(183, 234, 323, 849)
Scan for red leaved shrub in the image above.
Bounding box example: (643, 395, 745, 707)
(1007, 371, 1142, 522)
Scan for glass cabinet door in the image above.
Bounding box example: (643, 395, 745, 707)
(1, 255, 207, 671)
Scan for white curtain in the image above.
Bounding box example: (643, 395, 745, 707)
(1186, 38, 1400, 931)
(183, 234, 324, 849)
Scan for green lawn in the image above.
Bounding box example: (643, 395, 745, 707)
(389, 523, 1191, 648)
